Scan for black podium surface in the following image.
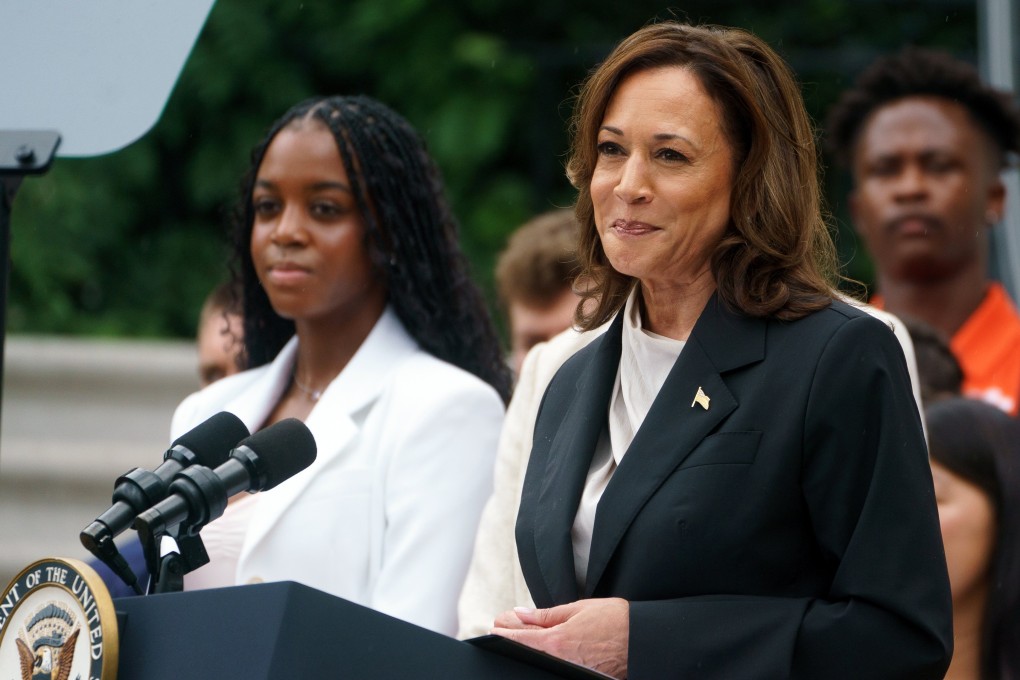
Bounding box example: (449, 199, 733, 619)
(113, 581, 588, 679)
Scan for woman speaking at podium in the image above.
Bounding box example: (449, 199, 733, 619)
(170, 95, 510, 636)
(476, 22, 953, 678)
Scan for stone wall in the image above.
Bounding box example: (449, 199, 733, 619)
(0, 335, 200, 587)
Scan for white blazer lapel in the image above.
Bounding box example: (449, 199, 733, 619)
(238, 308, 419, 565)
(239, 393, 359, 561)
(220, 337, 299, 434)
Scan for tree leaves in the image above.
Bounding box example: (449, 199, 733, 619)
(7, 0, 977, 338)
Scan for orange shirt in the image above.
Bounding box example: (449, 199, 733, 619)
(874, 283, 1020, 415)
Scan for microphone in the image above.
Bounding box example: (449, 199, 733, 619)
(80, 411, 250, 551)
(135, 418, 317, 539)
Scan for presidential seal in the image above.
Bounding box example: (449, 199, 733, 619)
(0, 558, 117, 680)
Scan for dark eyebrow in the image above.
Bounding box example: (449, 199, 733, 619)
(598, 126, 699, 150)
(254, 179, 351, 193)
(653, 132, 694, 144)
(316, 182, 351, 194)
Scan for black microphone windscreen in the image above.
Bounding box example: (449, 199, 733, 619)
(239, 418, 317, 491)
(172, 411, 249, 467)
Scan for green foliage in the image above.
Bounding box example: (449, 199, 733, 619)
(8, 0, 977, 338)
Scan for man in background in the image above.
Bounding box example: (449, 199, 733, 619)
(495, 209, 582, 376)
(827, 47, 1020, 415)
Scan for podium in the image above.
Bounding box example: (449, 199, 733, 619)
(113, 581, 594, 679)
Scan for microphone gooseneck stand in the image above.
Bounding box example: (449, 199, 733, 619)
(80, 412, 250, 595)
(126, 418, 317, 595)
(80, 466, 177, 595)
(135, 464, 230, 594)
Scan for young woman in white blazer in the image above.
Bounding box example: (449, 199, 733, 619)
(171, 96, 510, 637)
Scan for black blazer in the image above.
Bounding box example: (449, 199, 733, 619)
(515, 296, 952, 679)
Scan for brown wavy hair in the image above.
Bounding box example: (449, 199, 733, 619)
(567, 22, 838, 328)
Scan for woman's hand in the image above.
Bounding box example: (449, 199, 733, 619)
(491, 598, 629, 679)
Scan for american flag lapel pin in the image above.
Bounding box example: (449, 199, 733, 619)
(691, 386, 711, 410)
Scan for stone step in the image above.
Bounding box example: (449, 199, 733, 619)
(0, 335, 202, 587)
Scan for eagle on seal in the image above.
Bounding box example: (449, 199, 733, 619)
(16, 627, 79, 680)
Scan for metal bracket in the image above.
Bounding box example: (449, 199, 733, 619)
(0, 130, 61, 175)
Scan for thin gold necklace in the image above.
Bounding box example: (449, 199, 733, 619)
(292, 370, 324, 402)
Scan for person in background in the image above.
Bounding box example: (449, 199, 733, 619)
(495, 209, 583, 376)
(826, 47, 1020, 415)
(927, 397, 1020, 680)
(474, 21, 950, 678)
(902, 315, 964, 406)
(196, 281, 244, 387)
(171, 95, 510, 636)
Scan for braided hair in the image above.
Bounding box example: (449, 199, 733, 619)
(230, 95, 512, 403)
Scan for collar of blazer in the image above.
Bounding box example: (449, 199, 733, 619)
(236, 306, 420, 560)
(518, 292, 767, 605)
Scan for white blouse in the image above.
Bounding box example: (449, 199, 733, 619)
(184, 492, 259, 590)
(572, 290, 685, 589)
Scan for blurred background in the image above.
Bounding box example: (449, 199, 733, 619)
(0, 0, 1004, 584)
(6, 0, 987, 338)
